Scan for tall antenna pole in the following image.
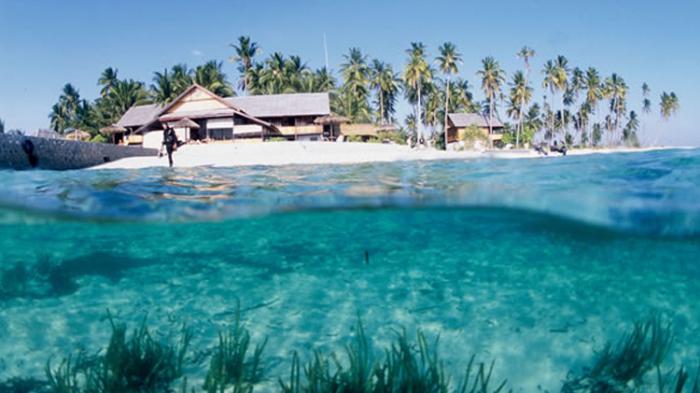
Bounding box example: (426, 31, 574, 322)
(323, 33, 329, 71)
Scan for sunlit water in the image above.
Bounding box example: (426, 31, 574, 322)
(1, 149, 699, 392)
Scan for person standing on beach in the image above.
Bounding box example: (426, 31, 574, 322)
(161, 127, 178, 167)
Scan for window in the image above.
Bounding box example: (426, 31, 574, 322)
(209, 128, 233, 140)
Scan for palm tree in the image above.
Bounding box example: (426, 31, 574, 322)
(622, 110, 640, 146)
(603, 73, 628, 144)
(508, 71, 533, 147)
(49, 103, 68, 133)
(0, 118, 4, 134)
(403, 43, 432, 143)
(339, 48, 371, 122)
(284, 55, 309, 92)
(312, 67, 336, 93)
(151, 69, 175, 104)
(229, 36, 260, 93)
(584, 67, 602, 146)
(477, 57, 505, 148)
(49, 83, 81, 134)
(108, 79, 149, 120)
(642, 83, 652, 114)
(194, 61, 234, 97)
(553, 56, 570, 139)
(660, 92, 679, 120)
(515, 46, 535, 147)
(542, 60, 557, 141)
(370, 60, 401, 124)
(171, 64, 193, 95)
(98, 67, 119, 97)
(436, 42, 461, 149)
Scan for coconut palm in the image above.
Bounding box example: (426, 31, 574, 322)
(299, 67, 336, 93)
(339, 48, 371, 122)
(508, 71, 533, 147)
(449, 79, 477, 113)
(171, 64, 193, 95)
(642, 83, 652, 114)
(108, 79, 149, 119)
(436, 42, 461, 149)
(623, 110, 640, 146)
(603, 73, 628, 144)
(284, 55, 309, 92)
(370, 60, 401, 124)
(229, 36, 260, 93)
(553, 56, 570, 138)
(477, 56, 506, 148)
(515, 46, 535, 147)
(151, 69, 175, 104)
(194, 61, 234, 97)
(583, 67, 603, 145)
(98, 67, 119, 97)
(260, 52, 288, 94)
(403, 42, 432, 142)
(542, 60, 557, 140)
(660, 92, 679, 120)
(49, 83, 81, 134)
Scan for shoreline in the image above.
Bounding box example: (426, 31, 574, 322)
(93, 142, 693, 170)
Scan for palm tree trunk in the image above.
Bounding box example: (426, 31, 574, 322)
(444, 76, 450, 150)
(488, 93, 494, 149)
(417, 81, 423, 144)
(379, 89, 384, 124)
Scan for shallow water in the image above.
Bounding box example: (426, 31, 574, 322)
(1, 149, 699, 391)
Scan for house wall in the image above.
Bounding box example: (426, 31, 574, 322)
(167, 89, 228, 113)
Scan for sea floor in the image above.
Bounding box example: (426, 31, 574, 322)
(0, 208, 699, 392)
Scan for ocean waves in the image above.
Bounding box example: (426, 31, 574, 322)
(0, 148, 699, 237)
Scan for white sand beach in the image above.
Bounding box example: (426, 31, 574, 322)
(93, 142, 684, 170)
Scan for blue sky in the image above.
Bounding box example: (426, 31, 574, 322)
(1, 0, 698, 145)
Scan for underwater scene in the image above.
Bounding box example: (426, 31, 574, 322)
(1, 149, 699, 392)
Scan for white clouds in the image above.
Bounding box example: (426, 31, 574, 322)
(191, 49, 204, 57)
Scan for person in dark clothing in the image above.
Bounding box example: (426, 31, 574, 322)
(550, 140, 568, 156)
(161, 127, 178, 167)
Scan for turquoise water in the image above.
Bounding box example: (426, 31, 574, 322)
(1, 149, 699, 391)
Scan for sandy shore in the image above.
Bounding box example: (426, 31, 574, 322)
(93, 142, 685, 170)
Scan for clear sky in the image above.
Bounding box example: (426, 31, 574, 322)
(1, 0, 698, 145)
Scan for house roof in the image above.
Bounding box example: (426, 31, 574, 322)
(116, 91, 331, 128)
(131, 84, 276, 134)
(340, 123, 378, 137)
(228, 93, 330, 118)
(447, 113, 503, 128)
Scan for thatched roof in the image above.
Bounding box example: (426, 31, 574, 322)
(64, 129, 91, 140)
(100, 125, 127, 135)
(164, 117, 199, 129)
(447, 113, 503, 128)
(314, 115, 350, 125)
(374, 124, 400, 132)
(133, 84, 277, 134)
(117, 91, 331, 128)
(340, 123, 378, 137)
